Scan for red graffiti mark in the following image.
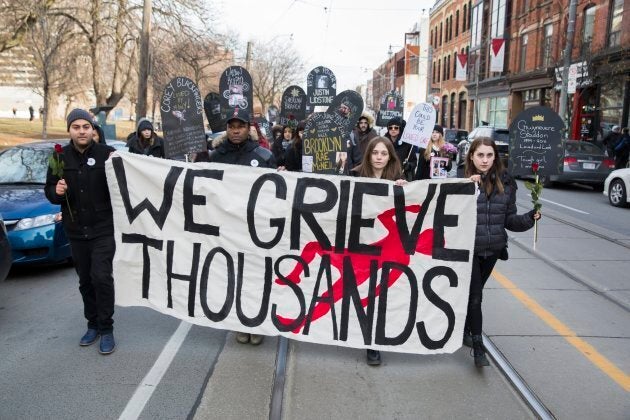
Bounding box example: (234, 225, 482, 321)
(276, 205, 436, 332)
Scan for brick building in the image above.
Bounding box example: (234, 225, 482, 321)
(430, 0, 473, 130)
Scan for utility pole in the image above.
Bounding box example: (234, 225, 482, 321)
(245, 41, 253, 71)
(558, 0, 578, 135)
(135, 0, 152, 123)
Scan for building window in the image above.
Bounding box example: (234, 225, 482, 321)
(490, 0, 506, 38)
(432, 61, 436, 83)
(488, 96, 508, 127)
(449, 16, 453, 41)
(463, 5, 467, 32)
(450, 93, 456, 127)
(456, 11, 460, 37)
(471, 2, 483, 49)
(440, 22, 443, 46)
(541, 24, 553, 68)
(520, 34, 528, 72)
(582, 6, 595, 55)
(608, 0, 623, 47)
(453, 52, 458, 77)
(437, 60, 441, 83)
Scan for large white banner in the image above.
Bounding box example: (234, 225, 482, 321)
(106, 152, 477, 354)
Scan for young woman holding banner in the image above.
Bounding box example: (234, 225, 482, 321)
(352, 136, 407, 366)
(464, 137, 541, 367)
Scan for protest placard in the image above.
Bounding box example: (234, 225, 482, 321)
(301, 113, 346, 174)
(326, 90, 364, 140)
(376, 91, 404, 127)
(203, 92, 225, 133)
(219, 66, 253, 118)
(307, 66, 337, 111)
(106, 152, 477, 354)
(279, 85, 307, 126)
(400, 103, 436, 149)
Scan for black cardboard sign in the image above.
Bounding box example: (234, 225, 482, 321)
(376, 91, 404, 127)
(160, 76, 207, 158)
(301, 112, 346, 174)
(326, 90, 364, 139)
(279, 85, 307, 126)
(203, 92, 225, 133)
(508, 106, 565, 176)
(219, 66, 253, 118)
(306, 66, 337, 108)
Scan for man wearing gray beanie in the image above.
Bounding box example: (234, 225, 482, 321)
(45, 108, 118, 355)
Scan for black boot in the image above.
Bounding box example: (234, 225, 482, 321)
(472, 335, 489, 367)
(463, 329, 473, 348)
(366, 349, 381, 366)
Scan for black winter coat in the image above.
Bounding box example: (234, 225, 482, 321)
(284, 140, 302, 171)
(127, 134, 165, 158)
(44, 141, 115, 240)
(414, 146, 452, 180)
(207, 138, 276, 168)
(347, 128, 378, 169)
(474, 172, 535, 254)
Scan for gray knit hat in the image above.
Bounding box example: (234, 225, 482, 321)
(66, 108, 94, 131)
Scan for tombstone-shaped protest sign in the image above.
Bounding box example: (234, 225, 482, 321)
(302, 113, 346, 174)
(160, 77, 207, 158)
(508, 106, 565, 176)
(203, 92, 225, 133)
(326, 90, 364, 140)
(219, 66, 253, 120)
(279, 85, 307, 126)
(400, 103, 436, 149)
(268, 105, 279, 124)
(307, 66, 337, 111)
(254, 116, 272, 140)
(376, 91, 404, 127)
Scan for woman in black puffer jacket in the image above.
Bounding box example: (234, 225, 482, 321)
(463, 137, 541, 367)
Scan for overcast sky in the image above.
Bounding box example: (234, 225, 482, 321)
(216, 0, 434, 91)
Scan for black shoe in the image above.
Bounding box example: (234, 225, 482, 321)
(366, 349, 381, 366)
(79, 329, 99, 346)
(463, 330, 473, 348)
(472, 335, 489, 367)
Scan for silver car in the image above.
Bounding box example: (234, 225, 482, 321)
(542, 141, 615, 190)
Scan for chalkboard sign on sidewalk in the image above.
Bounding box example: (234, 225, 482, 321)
(508, 106, 564, 177)
(160, 76, 207, 158)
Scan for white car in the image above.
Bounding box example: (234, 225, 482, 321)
(603, 168, 630, 207)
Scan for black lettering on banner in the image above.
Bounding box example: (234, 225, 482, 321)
(348, 182, 388, 255)
(432, 183, 474, 262)
(290, 178, 338, 251)
(121, 233, 164, 299)
(200, 247, 235, 322)
(394, 183, 437, 255)
(248, 173, 287, 249)
(340, 258, 377, 344)
(236, 255, 272, 327)
(303, 255, 338, 339)
(272, 255, 307, 332)
(334, 180, 351, 252)
(374, 262, 418, 345)
(416, 266, 457, 349)
(183, 169, 223, 235)
(166, 240, 200, 317)
(111, 157, 183, 229)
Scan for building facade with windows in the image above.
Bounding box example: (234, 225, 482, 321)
(429, 0, 473, 130)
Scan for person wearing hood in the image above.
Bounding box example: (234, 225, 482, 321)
(347, 112, 378, 170)
(92, 123, 106, 144)
(127, 119, 165, 158)
(384, 117, 417, 180)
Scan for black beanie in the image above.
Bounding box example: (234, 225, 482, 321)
(433, 124, 444, 135)
(66, 108, 94, 131)
(137, 120, 153, 133)
(387, 117, 403, 127)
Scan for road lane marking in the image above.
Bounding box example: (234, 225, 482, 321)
(492, 269, 630, 392)
(119, 321, 192, 420)
(537, 197, 590, 214)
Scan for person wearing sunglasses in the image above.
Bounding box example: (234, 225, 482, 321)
(384, 117, 416, 181)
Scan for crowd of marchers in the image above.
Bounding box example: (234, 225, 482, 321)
(45, 105, 539, 369)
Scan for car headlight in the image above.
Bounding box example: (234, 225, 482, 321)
(14, 213, 62, 230)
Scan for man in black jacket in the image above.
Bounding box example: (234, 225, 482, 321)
(205, 107, 275, 345)
(45, 108, 117, 355)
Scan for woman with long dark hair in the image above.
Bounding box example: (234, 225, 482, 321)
(352, 136, 406, 366)
(464, 137, 541, 367)
(284, 121, 305, 171)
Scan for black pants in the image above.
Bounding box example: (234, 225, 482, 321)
(464, 253, 498, 336)
(70, 236, 116, 334)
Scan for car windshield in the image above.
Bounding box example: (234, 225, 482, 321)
(0, 147, 51, 184)
(494, 130, 510, 143)
(577, 142, 603, 154)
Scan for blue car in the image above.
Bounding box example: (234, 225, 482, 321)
(0, 141, 72, 265)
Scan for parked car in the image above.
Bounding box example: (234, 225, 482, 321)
(0, 214, 11, 280)
(541, 141, 615, 190)
(443, 128, 468, 147)
(603, 168, 630, 207)
(0, 141, 72, 265)
(456, 126, 510, 168)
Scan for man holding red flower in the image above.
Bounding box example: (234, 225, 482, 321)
(44, 108, 117, 355)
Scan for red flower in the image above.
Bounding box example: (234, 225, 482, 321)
(532, 162, 540, 173)
(288, 114, 295, 120)
(54, 144, 63, 154)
